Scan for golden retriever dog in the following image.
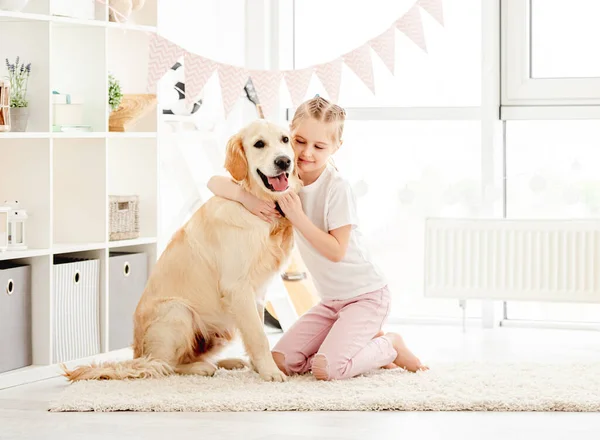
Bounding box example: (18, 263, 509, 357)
(62, 119, 301, 382)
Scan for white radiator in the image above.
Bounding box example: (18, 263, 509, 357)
(424, 219, 600, 303)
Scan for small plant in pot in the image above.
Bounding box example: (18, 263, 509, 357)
(5, 56, 31, 132)
(108, 73, 123, 112)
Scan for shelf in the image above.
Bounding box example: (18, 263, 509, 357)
(107, 28, 157, 133)
(51, 132, 107, 138)
(107, 132, 157, 139)
(108, 137, 158, 238)
(52, 242, 106, 254)
(0, 248, 50, 261)
(53, 138, 106, 244)
(105, 20, 156, 33)
(108, 237, 157, 248)
(0, 132, 158, 139)
(0, 132, 50, 138)
(0, 138, 52, 249)
(0, 0, 160, 390)
(0, 20, 50, 132)
(0, 10, 156, 32)
(0, 348, 133, 390)
(51, 23, 107, 132)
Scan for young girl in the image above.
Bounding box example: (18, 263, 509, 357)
(207, 96, 427, 381)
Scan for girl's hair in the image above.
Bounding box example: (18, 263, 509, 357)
(290, 96, 347, 144)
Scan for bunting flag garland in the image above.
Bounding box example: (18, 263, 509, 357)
(395, 5, 427, 52)
(343, 44, 376, 94)
(369, 27, 396, 75)
(284, 68, 315, 109)
(183, 53, 217, 106)
(418, 0, 444, 26)
(249, 70, 283, 119)
(217, 64, 249, 118)
(145, 0, 444, 117)
(147, 33, 185, 93)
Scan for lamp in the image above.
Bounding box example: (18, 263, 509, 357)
(2, 200, 28, 251)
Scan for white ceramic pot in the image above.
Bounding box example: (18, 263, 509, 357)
(0, 0, 30, 11)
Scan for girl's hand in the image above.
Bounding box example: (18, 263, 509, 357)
(278, 192, 305, 224)
(240, 192, 280, 223)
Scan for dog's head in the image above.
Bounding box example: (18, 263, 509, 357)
(225, 119, 301, 199)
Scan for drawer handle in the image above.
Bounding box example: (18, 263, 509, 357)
(6, 279, 14, 295)
(74, 271, 81, 284)
(124, 262, 131, 277)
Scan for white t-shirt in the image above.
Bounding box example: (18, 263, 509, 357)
(294, 163, 388, 301)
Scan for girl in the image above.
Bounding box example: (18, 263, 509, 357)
(207, 96, 427, 381)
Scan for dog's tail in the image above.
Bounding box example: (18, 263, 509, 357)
(60, 356, 174, 382)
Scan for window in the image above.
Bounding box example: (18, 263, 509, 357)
(286, 0, 484, 320)
(504, 120, 600, 323)
(502, 0, 600, 106)
(337, 121, 483, 318)
(531, 0, 600, 79)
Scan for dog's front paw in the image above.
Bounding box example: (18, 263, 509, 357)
(259, 367, 287, 382)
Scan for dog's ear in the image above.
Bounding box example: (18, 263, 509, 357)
(224, 133, 248, 182)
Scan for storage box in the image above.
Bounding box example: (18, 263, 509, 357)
(51, 0, 95, 20)
(52, 256, 100, 363)
(52, 93, 84, 128)
(109, 252, 148, 350)
(109, 195, 140, 241)
(0, 262, 32, 374)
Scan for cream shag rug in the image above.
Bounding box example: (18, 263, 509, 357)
(48, 361, 600, 412)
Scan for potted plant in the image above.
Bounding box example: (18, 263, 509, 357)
(108, 73, 123, 112)
(5, 56, 31, 132)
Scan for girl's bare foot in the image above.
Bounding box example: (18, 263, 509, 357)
(374, 330, 398, 369)
(384, 332, 429, 372)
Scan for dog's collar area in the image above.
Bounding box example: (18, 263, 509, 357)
(275, 202, 285, 218)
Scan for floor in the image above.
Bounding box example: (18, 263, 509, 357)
(1, 324, 599, 440)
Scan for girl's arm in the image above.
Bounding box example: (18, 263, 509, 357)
(207, 175, 280, 223)
(278, 192, 351, 262)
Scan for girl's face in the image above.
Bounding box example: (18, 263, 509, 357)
(291, 117, 340, 177)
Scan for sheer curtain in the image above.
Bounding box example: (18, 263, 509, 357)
(156, 0, 257, 253)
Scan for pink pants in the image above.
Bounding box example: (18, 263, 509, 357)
(272, 286, 397, 381)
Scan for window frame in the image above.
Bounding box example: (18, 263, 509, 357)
(501, 0, 600, 108)
(260, 0, 600, 329)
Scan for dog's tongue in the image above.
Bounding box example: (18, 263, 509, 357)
(267, 174, 288, 191)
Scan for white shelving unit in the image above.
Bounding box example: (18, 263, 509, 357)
(0, 0, 161, 389)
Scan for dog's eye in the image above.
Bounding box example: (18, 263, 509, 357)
(282, 136, 289, 143)
(254, 140, 265, 149)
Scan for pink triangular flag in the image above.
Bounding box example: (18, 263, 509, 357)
(370, 26, 396, 74)
(418, 0, 444, 26)
(147, 34, 184, 93)
(315, 58, 342, 103)
(184, 52, 217, 106)
(249, 70, 283, 119)
(284, 67, 314, 108)
(396, 5, 427, 52)
(217, 64, 249, 118)
(343, 44, 375, 94)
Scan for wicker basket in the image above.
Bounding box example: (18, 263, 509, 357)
(109, 195, 139, 241)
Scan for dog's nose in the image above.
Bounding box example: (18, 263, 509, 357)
(274, 156, 291, 171)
